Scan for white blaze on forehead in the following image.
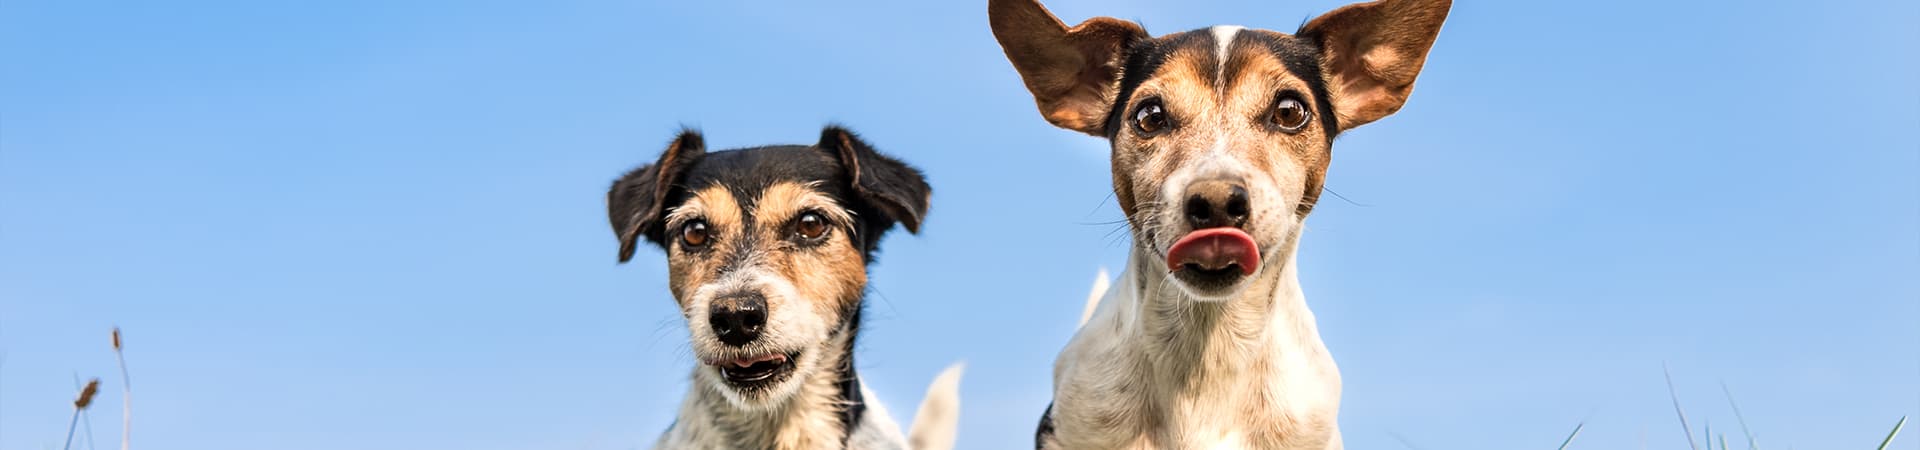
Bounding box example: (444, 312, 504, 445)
(1210, 25, 1245, 67)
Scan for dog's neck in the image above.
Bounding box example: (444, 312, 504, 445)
(681, 324, 865, 450)
(1117, 236, 1334, 391)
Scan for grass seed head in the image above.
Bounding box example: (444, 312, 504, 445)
(74, 378, 100, 409)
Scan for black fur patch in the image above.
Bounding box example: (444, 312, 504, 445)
(834, 303, 867, 445)
(623, 144, 908, 262)
(1034, 402, 1056, 448)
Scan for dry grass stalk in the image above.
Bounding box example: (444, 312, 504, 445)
(112, 327, 131, 450)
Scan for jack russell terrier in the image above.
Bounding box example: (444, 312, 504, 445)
(990, 0, 1450, 447)
(608, 126, 963, 449)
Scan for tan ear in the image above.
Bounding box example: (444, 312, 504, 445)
(989, 0, 1148, 136)
(1299, 0, 1450, 131)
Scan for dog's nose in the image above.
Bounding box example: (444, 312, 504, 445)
(707, 292, 767, 347)
(1182, 179, 1251, 230)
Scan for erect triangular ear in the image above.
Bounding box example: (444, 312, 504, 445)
(608, 129, 705, 263)
(816, 125, 931, 234)
(1298, 0, 1450, 131)
(989, 0, 1148, 136)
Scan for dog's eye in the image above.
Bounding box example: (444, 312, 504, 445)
(1132, 100, 1169, 136)
(681, 220, 712, 248)
(1267, 94, 1311, 133)
(794, 212, 830, 241)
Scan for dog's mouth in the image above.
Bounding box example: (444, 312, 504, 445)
(1166, 227, 1261, 294)
(709, 351, 800, 390)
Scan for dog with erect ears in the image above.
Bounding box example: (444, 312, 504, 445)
(990, 0, 1450, 447)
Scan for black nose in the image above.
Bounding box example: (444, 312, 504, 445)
(707, 292, 767, 347)
(1183, 179, 1251, 230)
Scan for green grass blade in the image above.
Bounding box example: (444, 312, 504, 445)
(1666, 364, 1701, 450)
(1556, 422, 1585, 450)
(1721, 381, 1760, 450)
(1877, 416, 1906, 450)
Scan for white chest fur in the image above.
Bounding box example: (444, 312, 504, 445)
(1045, 250, 1343, 450)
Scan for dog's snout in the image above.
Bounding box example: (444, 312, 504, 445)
(1182, 179, 1251, 230)
(707, 292, 768, 347)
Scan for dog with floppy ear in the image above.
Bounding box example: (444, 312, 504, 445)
(608, 126, 963, 450)
(990, 0, 1449, 448)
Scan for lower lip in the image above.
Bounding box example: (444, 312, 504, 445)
(713, 353, 797, 386)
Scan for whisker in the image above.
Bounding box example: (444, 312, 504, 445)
(1322, 186, 1369, 207)
(1084, 192, 1116, 219)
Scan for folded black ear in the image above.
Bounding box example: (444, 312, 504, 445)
(608, 129, 705, 263)
(816, 126, 931, 234)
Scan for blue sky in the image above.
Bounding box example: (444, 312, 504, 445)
(2, 0, 1915, 449)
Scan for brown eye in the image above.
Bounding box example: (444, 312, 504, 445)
(794, 212, 829, 241)
(1268, 95, 1311, 132)
(680, 220, 711, 248)
(1132, 100, 1169, 135)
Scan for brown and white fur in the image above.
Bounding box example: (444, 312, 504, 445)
(990, 0, 1449, 448)
(608, 126, 963, 450)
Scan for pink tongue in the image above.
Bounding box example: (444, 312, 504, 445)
(1166, 228, 1260, 275)
(726, 354, 786, 368)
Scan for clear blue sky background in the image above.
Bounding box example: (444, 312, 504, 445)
(2, 0, 1915, 449)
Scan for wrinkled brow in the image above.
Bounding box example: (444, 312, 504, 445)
(663, 186, 741, 231)
(753, 181, 855, 228)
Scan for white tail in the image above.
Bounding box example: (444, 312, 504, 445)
(906, 362, 965, 450)
(1080, 268, 1110, 327)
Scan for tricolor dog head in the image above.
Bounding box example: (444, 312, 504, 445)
(991, 0, 1448, 300)
(607, 126, 930, 408)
